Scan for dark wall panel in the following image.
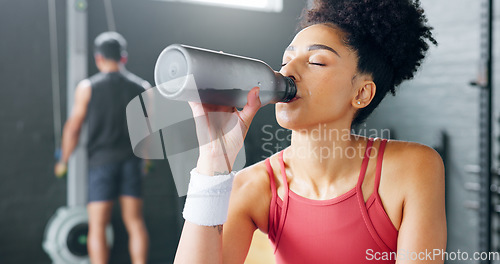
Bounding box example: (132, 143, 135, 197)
(0, 0, 68, 263)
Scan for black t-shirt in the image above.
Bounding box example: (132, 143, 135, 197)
(86, 70, 147, 167)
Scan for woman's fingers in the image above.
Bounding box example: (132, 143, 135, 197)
(187, 88, 261, 173)
(188, 101, 210, 133)
(187, 101, 205, 118)
(188, 101, 234, 115)
(188, 87, 261, 152)
(237, 87, 261, 130)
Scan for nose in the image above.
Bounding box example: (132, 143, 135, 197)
(279, 60, 300, 82)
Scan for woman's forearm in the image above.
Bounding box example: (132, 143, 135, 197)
(175, 221, 224, 264)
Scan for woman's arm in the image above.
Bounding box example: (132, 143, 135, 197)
(174, 88, 262, 264)
(175, 164, 270, 264)
(223, 164, 272, 263)
(175, 221, 225, 264)
(396, 145, 447, 264)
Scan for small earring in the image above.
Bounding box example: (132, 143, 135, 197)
(357, 101, 361, 105)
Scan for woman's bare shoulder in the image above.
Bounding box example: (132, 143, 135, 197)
(234, 158, 272, 190)
(231, 156, 277, 230)
(384, 139, 444, 168)
(383, 139, 445, 191)
(233, 150, 283, 188)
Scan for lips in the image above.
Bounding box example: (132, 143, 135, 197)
(286, 96, 301, 103)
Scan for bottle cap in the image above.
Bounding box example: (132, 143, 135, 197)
(155, 45, 190, 97)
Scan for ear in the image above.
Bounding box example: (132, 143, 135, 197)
(94, 54, 103, 68)
(94, 53, 102, 62)
(351, 81, 376, 109)
(120, 56, 128, 65)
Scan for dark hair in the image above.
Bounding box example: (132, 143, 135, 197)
(94, 31, 127, 62)
(301, 0, 437, 126)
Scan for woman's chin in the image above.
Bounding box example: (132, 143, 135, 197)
(275, 103, 312, 130)
(276, 112, 303, 131)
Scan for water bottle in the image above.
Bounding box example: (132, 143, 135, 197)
(154, 44, 297, 108)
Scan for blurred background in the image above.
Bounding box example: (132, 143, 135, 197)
(0, 0, 499, 263)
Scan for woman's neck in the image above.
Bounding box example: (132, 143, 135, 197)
(286, 122, 366, 188)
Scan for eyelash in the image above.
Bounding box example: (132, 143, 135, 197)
(281, 62, 325, 67)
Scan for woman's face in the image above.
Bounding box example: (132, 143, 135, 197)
(276, 24, 369, 130)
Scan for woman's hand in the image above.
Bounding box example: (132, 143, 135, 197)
(188, 87, 261, 175)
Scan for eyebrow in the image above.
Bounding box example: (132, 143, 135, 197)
(286, 44, 341, 57)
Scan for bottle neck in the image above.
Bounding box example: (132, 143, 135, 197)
(281, 76, 297, 102)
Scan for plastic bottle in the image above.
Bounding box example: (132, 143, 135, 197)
(154, 44, 297, 108)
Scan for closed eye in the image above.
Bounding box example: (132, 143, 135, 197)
(281, 62, 326, 67)
(309, 62, 325, 66)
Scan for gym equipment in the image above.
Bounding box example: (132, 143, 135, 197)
(43, 207, 113, 264)
(43, 1, 113, 262)
(468, 0, 494, 262)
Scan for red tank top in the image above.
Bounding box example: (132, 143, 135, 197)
(265, 138, 398, 264)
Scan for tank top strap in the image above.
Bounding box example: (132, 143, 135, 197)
(355, 138, 393, 252)
(356, 138, 374, 189)
(265, 158, 277, 199)
(373, 138, 388, 193)
(278, 150, 289, 194)
(272, 149, 290, 253)
(265, 157, 278, 242)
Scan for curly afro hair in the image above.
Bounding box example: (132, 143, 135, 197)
(300, 0, 437, 126)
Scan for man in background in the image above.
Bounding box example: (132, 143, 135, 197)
(55, 31, 150, 264)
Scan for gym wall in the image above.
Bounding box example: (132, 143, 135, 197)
(365, 0, 497, 256)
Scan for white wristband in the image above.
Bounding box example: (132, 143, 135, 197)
(182, 168, 237, 226)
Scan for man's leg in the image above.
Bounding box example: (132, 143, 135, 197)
(120, 196, 149, 264)
(87, 201, 113, 264)
(87, 163, 119, 264)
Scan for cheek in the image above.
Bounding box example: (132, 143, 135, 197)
(318, 73, 354, 100)
(313, 82, 347, 103)
(310, 79, 355, 116)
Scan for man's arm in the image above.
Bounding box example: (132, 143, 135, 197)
(54, 80, 92, 175)
(396, 145, 447, 263)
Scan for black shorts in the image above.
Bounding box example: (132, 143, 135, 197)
(88, 157, 144, 202)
